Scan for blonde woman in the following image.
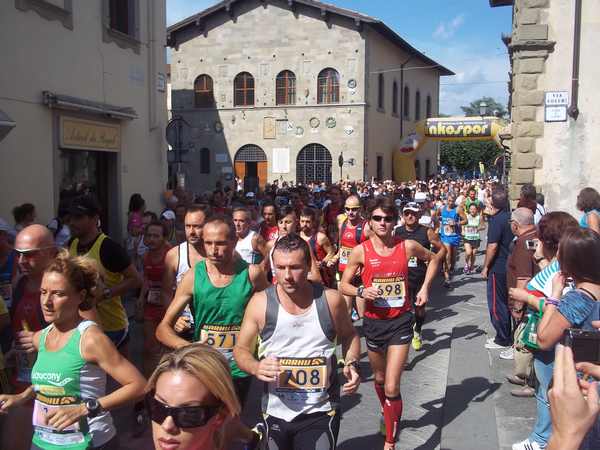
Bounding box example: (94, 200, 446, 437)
(147, 344, 252, 450)
(0, 250, 146, 450)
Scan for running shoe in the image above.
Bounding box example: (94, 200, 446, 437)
(512, 438, 543, 450)
(244, 423, 266, 450)
(412, 331, 423, 351)
(443, 279, 451, 289)
(499, 347, 515, 360)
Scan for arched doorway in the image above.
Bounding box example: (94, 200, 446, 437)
(296, 143, 332, 184)
(234, 145, 267, 192)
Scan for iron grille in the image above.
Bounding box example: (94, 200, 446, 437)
(296, 144, 332, 184)
(235, 145, 267, 162)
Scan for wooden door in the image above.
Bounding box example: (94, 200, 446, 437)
(257, 161, 268, 189)
(234, 161, 246, 180)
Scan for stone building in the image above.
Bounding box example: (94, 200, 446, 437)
(167, 0, 452, 193)
(0, 1, 168, 238)
(490, 0, 600, 212)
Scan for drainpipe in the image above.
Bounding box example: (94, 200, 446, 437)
(568, 0, 582, 119)
(399, 56, 413, 137)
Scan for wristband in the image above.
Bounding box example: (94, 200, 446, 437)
(357, 286, 365, 298)
(545, 297, 560, 306)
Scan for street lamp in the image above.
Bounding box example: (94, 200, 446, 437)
(479, 101, 488, 117)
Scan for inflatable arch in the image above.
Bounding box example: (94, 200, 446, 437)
(393, 116, 507, 182)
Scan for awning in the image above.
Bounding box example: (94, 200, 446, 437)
(42, 91, 137, 120)
(0, 108, 16, 141)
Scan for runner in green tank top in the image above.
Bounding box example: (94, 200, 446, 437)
(156, 216, 268, 446)
(0, 251, 145, 450)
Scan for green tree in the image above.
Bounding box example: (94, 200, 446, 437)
(460, 96, 508, 118)
(440, 140, 502, 174)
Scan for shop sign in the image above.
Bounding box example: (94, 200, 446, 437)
(60, 116, 120, 152)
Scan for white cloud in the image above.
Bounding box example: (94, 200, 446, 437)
(433, 14, 465, 40)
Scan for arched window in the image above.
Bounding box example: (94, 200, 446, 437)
(276, 70, 296, 105)
(296, 144, 332, 184)
(378, 73, 384, 109)
(234, 72, 255, 107)
(199, 148, 210, 174)
(317, 68, 339, 104)
(415, 91, 421, 120)
(403, 85, 410, 119)
(392, 81, 398, 115)
(426, 94, 432, 118)
(194, 74, 214, 108)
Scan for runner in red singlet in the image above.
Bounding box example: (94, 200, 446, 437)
(259, 202, 279, 242)
(299, 207, 336, 287)
(340, 197, 444, 450)
(329, 195, 369, 318)
(322, 186, 343, 246)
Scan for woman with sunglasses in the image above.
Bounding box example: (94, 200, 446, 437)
(0, 250, 146, 450)
(340, 197, 444, 450)
(148, 344, 243, 450)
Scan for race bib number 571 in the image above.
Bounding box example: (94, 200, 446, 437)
(200, 325, 240, 350)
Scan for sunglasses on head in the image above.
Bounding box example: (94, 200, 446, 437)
(14, 246, 55, 257)
(145, 393, 220, 428)
(371, 215, 394, 223)
(345, 206, 360, 212)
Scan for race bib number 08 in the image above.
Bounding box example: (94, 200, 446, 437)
(372, 276, 406, 308)
(277, 357, 328, 393)
(200, 324, 240, 350)
(146, 288, 162, 306)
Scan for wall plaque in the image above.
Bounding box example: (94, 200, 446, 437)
(263, 117, 276, 139)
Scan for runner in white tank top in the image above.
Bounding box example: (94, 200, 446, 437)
(233, 208, 266, 264)
(234, 234, 361, 450)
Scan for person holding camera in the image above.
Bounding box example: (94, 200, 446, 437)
(510, 224, 600, 450)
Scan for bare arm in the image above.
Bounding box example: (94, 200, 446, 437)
(156, 269, 195, 349)
(339, 244, 364, 298)
(233, 292, 270, 380)
(318, 232, 336, 263)
(249, 264, 269, 292)
(109, 264, 142, 298)
(82, 326, 146, 411)
(307, 246, 323, 283)
(588, 212, 600, 235)
(252, 233, 268, 262)
(427, 228, 443, 252)
(161, 246, 178, 306)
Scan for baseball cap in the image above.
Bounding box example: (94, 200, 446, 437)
(69, 195, 101, 217)
(403, 202, 421, 213)
(245, 192, 255, 198)
(161, 210, 176, 220)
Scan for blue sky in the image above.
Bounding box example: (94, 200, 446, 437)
(166, 0, 513, 115)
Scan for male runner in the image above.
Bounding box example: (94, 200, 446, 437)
(394, 202, 442, 351)
(156, 215, 268, 446)
(3, 225, 56, 450)
(330, 195, 369, 318)
(340, 197, 444, 449)
(299, 207, 336, 287)
(322, 186, 344, 246)
(161, 204, 210, 335)
(68, 195, 142, 350)
(259, 202, 279, 242)
(234, 207, 267, 265)
(234, 234, 361, 450)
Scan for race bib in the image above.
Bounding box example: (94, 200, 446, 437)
(33, 394, 86, 446)
(408, 256, 418, 268)
(146, 288, 162, 306)
(372, 276, 406, 308)
(339, 247, 352, 266)
(0, 282, 12, 307)
(464, 225, 478, 236)
(200, 325, 240, 360)
(276, 357, 329, 405)
(443, 219, 456, 236)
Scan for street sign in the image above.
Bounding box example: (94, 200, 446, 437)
(544, 91, 568, 122)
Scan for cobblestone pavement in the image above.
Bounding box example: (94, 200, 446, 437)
(116, 247, 536, 450)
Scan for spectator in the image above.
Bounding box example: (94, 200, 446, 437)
(517, 184, 545, 225)
(576, 187, 600, 234)
(12, 203, 36, 232)
(47, 202, 71, 248)
(482, 187, 514, 349)
(504, 208, 538, 397)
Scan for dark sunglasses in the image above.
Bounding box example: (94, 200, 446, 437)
(403, 210, 418, 216)
(371, 215, 394, 223)
(345, 207, 360, 212)
(145, 393, 220, 428)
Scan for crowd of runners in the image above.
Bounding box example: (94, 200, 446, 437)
(0, 176, 599, 450)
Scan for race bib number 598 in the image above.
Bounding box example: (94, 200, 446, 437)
(372, 276, 406, 308)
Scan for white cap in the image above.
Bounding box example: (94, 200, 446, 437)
(161, 210, 176, 220)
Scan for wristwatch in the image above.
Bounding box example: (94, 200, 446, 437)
(103, 287, 112, 299)
(84, 399, 103, 418)
(357, 286, 365, 298)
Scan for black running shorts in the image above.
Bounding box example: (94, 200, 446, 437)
(263, 410, 340, 450)
(362, 313, 415, 352)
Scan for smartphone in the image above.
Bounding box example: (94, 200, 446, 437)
(561, 329, 600, 364)
(525, 239, 537, 251)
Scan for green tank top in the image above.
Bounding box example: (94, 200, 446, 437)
(192, 259, 253, 378)
(31, 323, 93, 450)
